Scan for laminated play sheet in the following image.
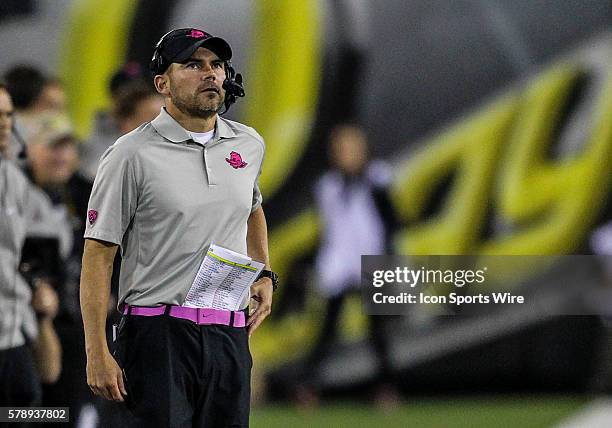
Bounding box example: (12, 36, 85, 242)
(183, 244, 264, 310)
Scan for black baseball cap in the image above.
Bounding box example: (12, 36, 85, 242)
(151, 28, 233, 75)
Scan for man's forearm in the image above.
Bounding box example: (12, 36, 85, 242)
(247, 206, 271, 269)
(80, 239, 118, 357)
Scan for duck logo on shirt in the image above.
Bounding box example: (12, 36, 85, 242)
(225, 151, 248, 169)
(88, 209, 98, 225)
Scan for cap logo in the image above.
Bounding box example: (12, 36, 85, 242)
(190, 29, 206, 38)
(88, 209, 98, 225)
(225, 151, 248, 169)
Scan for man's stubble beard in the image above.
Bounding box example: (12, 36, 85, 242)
(171, 84, 225, 118)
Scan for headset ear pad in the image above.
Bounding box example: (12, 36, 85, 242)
(222, 62, 236, 92)
(232, 73, 244, 96)
(221, 62, 245, 114)
(149, 51, 159, 76)
(149, 47, 167, 77)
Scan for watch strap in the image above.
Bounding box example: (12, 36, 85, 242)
(258, 269, 278, 291)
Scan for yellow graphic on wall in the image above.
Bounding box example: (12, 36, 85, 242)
(245, 0, 322, 198)
(392, 64, 612, 257)
(255, 61, 612, 367)
(60, 0, 138, 138)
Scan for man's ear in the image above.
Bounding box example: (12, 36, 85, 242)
(154, 73, 170, 96)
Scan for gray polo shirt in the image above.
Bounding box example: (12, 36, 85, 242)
(84, 108, 264, 309)
(0, 160, 39, 350)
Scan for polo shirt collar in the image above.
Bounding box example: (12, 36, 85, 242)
(151, 107, 236, 143)
(215, 116, 237, 139)
(151, 108, 190, 143)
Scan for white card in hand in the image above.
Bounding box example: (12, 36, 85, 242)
(183, 243, 265, 310)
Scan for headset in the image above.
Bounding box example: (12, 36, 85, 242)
(149, 30, 177, 78)
(150, 30, 245, 115)
(220, 61, 245, 114)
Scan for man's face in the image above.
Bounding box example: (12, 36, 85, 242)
(35, 83, 67, 113)
(0, 89, 14, 153)
(28, 138, 79, 186)
(329, 125, 368, 175)
(166, 47, 227, 117)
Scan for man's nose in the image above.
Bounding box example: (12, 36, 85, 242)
(201, 65, 216, 80)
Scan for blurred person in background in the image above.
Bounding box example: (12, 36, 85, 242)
(114, 81, 164, 136)
(22, 114, 80, 195)
(79, 62, 161, 183)
(297, 124, 401, 408)
(0, 83, 62, 410)
(0, 84, 13, 159)
(4, 65, 67, 119)
(29, 279, 62, 385)
(20, 113, 95, 425)
(36, 77, 67, 114)
(3, 65, 46, 117)
(3, 65, 68, 161)
(99, 62, 149, 135)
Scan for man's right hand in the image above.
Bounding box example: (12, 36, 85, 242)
(86, 351, 127, 402)
(80, 239, 121, 400)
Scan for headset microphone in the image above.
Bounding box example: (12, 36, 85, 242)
(221, 61, 245, 115)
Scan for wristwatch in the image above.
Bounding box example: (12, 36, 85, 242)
(258, 269, 279, 291)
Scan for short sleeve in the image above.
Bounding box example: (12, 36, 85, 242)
(251, 144, 264, 213)
(84, 143, 138, 246)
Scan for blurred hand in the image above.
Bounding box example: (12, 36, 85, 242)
(86, 351, 127, 402)
(247, 277, 273, 337)
(31, 279, 59, 320)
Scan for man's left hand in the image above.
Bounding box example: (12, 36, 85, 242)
(247, 277, 273, 337)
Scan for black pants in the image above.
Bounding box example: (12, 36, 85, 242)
(0, 345, 41, 428)
(41, 319, 94, 427)
(114, 315, 252, 428)
(0, 345, 41, 407)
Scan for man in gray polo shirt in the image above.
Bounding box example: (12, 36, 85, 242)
(1, 83, 63, 406)
(80, 28, 278, 427)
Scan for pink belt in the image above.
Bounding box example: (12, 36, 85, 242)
(123, 305, 246, 328)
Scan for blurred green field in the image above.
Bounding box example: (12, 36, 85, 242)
(251, 396, 587, 428)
